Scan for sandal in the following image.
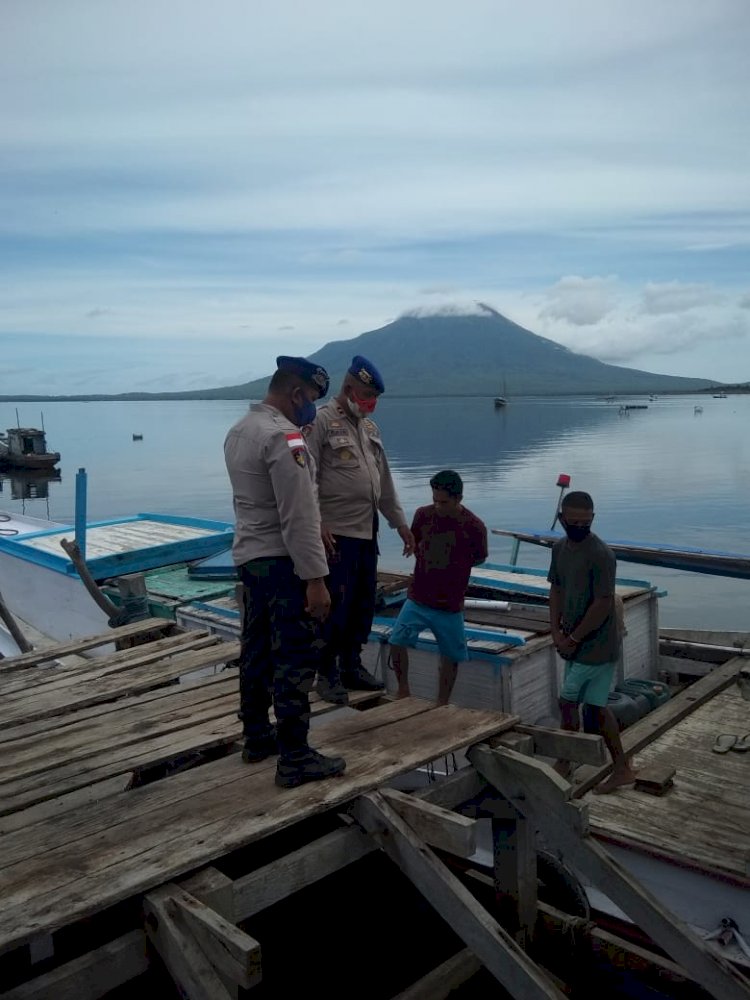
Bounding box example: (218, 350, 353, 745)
(730, 733, 750, 752)
(712, 734, 738, 753)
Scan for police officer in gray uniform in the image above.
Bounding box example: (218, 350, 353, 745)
(306, 355, 414, 704)
(224, 356, 346, 788)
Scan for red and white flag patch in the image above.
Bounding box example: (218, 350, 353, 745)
(285, 432, 305, 450)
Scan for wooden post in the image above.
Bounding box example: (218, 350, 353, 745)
(491, 810, 537, 948)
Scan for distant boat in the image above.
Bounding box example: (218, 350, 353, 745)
(0, 427, 60, 471)
(713, 391, 728, 399)
(493, 396, 507, 409)
(649, 394, 658, 401)
(694, 405, 703, 415)
(132, 434, 143, 441)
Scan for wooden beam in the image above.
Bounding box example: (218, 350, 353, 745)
(380, 787, 478, 858)
(234, 767, 489, 924)
(467, 744, 590, 837)
(143, 887, 236, 1000)
(171, 888, 261, 991)
(513, 725, 607, 765)
(391, 949, 481, 1000)
(0, 618, 173, 671)
(573, 655, 746, 797)
(234, 825, 374, 922)
(470, 744, 750, 1000)
(353, 791, 567, 1000)
(179, 867, 235, 923)
(0, 931, 148, 1000)
(491, 732, 535, 755)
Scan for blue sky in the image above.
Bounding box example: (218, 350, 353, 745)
(2, 0, 749, 394)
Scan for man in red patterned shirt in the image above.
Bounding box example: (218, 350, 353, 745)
(390, 470, 488, 705)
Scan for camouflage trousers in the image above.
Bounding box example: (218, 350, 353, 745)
(238, 557, 323, 756)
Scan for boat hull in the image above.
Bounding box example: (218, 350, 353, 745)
(0, 452, 60, 470)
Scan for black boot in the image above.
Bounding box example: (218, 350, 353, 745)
(242, 726, 278, 763)
(342, 663, 384, 692)
(315, 672, 349, 706)
(275, 748, 347, 789)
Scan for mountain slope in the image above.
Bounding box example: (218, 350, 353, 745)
(0, 305, 716, 401)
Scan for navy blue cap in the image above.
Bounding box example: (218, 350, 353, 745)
(276, 356, 329, 397)
(348, 355, 384, 393)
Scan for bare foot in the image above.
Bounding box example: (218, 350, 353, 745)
(396, 688, 411, 700)
(593, 766, 637, 795)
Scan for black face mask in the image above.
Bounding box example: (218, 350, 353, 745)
(560, 519, 591, 543)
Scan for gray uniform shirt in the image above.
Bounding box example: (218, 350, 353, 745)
(547, 533, 620, 665)
(305, 399, 408, 540)
(224, 403, 329, 580)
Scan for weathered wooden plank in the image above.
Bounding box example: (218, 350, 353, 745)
(588, 686, 750, 882)
(0, 618, 173, 671)
(0, 774, 132, 836)
(0, 688, 379, 817)
(0, 702, 514, 956)
(144, 887, 235, 1000)
(353, 791, 565, 1000)
(573, 656, 745, 797)
(379, 787, 477, 858)
(0, 698, 437, 870)
(0, 716, 241, 815)
(0, 692, 238, 786)
(514, 725, 607, 765)
(0, 641, 240, 728)
(471, 744, 750, 1000)
(0, 930, 148, 1000)
(0, 631, 215, 696)
(392, 949, 481, 1000)
(0, 668, 236, 746)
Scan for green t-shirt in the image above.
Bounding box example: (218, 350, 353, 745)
(547, 533, 620, 665)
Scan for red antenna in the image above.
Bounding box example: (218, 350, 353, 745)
(551, 474, 570, 530)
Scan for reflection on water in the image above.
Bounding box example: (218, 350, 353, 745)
(0, 395, 748, 629)
(0, 469, 59, 515)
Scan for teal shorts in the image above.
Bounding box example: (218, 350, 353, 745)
(389, 599, 468, 663)
(560, 659, 616, 708)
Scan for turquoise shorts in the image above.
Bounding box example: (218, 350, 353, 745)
(560, 659, 616, 708)
(389, 599, 468, 663)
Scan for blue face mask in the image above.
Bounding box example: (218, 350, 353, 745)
(292, 395, 317, 428)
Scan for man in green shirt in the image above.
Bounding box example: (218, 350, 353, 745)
(547, 491, 636, 794)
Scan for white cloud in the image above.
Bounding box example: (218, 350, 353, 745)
(539, 276, 617, 326)
(641, 282, 723, 315)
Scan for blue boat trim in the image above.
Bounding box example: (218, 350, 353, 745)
(498, 527, 750, 580)
(0, 514, 234, 581)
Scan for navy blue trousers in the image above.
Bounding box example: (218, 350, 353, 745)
(318, 527, 379, 678)
(238, 557, 323, 756)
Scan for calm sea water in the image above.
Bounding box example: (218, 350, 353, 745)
(2, 394, 749, 629)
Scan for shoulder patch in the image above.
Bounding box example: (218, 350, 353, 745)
(364, 418, 378, 432)
(285, 431, 308, 467)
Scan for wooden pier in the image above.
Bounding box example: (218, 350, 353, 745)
(0, 623, 748, 999)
